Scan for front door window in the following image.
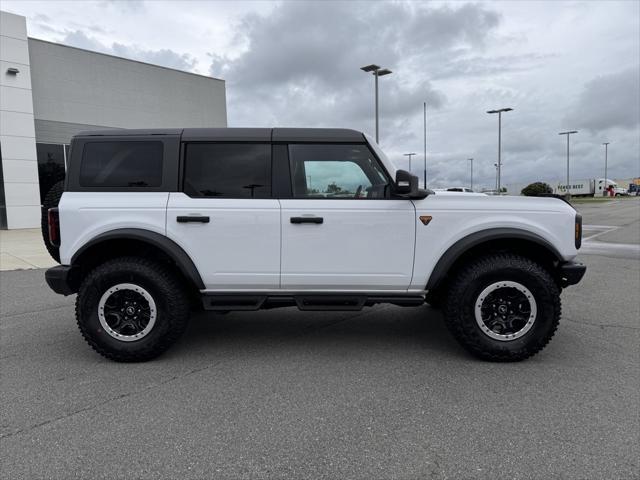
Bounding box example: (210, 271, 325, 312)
(288, 144, 389, 199)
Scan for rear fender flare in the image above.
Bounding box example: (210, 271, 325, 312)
(71, 228, 205, 289)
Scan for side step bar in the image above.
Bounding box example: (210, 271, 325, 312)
(201, 294, 425, 312)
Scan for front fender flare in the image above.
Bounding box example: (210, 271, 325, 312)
(425, 228, 563, 291)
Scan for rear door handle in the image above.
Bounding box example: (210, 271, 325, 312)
(177, 215, 210, 223)
(290, 216, 323, 224)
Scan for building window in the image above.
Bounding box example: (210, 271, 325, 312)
(79, 141, 163, 188)
(183, 143, 271, 198)
(36, 143, 66, 203)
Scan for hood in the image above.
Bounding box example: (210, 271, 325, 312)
(415, 193, 576, 214)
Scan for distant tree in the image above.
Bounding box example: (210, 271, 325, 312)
(521, 182, 553, 196)
(326, 182, 344, 194)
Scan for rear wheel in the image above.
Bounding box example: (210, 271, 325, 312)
(443, 253, 561, 361)
(76, 257, 190, 362)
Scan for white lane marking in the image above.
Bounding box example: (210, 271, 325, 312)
(580, 224, 640, 258)
(582, 225, 618, 230)
(582, 224, 618, 241)
(579, 242, 640, 258)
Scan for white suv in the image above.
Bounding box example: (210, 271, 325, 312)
(43, 128, 586, 362)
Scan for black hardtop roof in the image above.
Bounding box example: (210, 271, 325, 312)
(74, 128, 366, 143)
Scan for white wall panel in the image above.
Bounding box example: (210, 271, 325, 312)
(0, 60, 32, 89)
(3, 182, 40, 206)
(0, 85, 33, 113)
(0, 36, 29, 65)
(0, 110, 35, 137)
(1, 159, 38, 183)
(0, 134, 37, 160)
(5, 205, 40, 229)
(0, 11, 27, 40)
(1, 11, 38, 229)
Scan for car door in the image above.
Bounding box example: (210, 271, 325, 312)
(166, 142, 280, 290)
(280, 143, 415, 291)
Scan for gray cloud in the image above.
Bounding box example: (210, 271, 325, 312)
(61, 30, 197, 71)
(431, 53, 555, 80)
(210, 2, 501, 129)
(98, 0, 146, 14)
(566, 67, 640, 132)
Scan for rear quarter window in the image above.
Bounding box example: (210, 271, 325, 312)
(79, 141, 163, 187)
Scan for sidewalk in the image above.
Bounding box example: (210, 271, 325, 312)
(0, 229, 58, 271)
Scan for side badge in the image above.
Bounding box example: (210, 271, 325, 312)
(419, 215, 432, 226)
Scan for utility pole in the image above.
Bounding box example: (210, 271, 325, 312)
(423, 102, 427, 189)
(602, 142, 610, 197)
(404, 153, 416, 173)
(558, 130, 578, 200)
(487, 107, 513, 194)
(468, 158, 474, 191)
(360, 64, 392, 143)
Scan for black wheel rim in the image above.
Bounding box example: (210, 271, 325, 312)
(474, 281, 537, 341)
(98, 284, 157, 341)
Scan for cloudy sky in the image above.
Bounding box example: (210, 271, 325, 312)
(4, 0, 639, 189)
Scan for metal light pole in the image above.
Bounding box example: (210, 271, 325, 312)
(602, 142, 610, 197)
(558, 130, 578, 199)
(494, 163, 498, 191)
(468, 158, 474, 191)
(487, 107, 513, 194)
(404, 153, 416, 173)
(423, 102, 427, 189)
(361, 64, 392, 143)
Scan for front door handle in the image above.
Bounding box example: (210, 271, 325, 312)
(290, 216, 323, 224)
(177, 215, 210, 223)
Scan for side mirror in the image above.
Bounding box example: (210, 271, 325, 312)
(394, 169, 416, 194)
(394, 169, 427, 199)
(393, 170, 429, 199)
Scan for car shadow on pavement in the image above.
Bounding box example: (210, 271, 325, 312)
(171, 304, 468, 360)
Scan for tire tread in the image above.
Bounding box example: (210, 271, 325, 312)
(76, 257, 189, 362)
(443, 253, 561, 362)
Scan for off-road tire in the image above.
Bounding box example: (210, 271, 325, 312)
(443, 253, 561, 362)
(76, 257, 190, 362)
(40, 180, 64, 263)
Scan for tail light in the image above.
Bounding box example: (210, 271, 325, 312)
(48, 208, 60, 247)
(575, 213, 582, 249)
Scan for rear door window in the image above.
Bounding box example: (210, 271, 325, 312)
(183, 143, 271, 198)
(79, 141, 163, 187)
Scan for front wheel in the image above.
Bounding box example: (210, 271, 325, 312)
(443, 253, 561, 361)
(76, 257, 190, 362)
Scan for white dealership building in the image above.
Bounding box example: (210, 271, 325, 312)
(0, 10, 227, 229)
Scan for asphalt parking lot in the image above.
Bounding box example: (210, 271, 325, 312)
(1, 198, 638, 479)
